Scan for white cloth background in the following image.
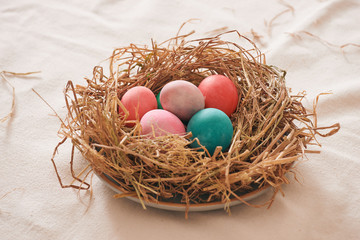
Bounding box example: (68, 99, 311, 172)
(1, 0, 359, 239)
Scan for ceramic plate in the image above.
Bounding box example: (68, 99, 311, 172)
(97, 173, 270, 212)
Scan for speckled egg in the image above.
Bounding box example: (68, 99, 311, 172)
(160, 80, 204, 122)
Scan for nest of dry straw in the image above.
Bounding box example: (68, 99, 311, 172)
(54, 30, 339, 213)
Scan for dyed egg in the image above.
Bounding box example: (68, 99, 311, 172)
(198, 75, 239, 116)
(140, 109, 185, 137)
(187, 108, 233, 155)
(119, 86, 157, 124)
(156, 92, 163, 109)
(160, 80, 205, 122)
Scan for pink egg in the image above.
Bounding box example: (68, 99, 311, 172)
(119, 86, 157, 125)
(160, 80, 205, 122)
(198, 75, 239, 117)
(140, 109, 185, 137)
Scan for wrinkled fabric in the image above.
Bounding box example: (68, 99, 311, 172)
(1, 0, 359, 239)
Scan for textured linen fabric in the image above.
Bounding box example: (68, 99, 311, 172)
(1, 0, 359, 239)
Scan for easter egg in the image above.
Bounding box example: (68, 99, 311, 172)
(187, 108, 233, 156)
(160, 80, 205, 122)
(140, 109, 185, 137)
(198, 75, 239, 116)
(156, 92, 163, 109)
(119, 86, 157, 124)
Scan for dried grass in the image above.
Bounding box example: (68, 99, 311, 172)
(52, 30, 339, 214)
(288, 30, 360, 55)
(0, 71, 40, 123)
(265, 1, 294, 37)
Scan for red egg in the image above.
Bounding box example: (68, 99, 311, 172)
(198, 75, 239, 116)
(140, 109, 185, 138)
(119, 86, 157, 125)
(160, 80, 205, 122)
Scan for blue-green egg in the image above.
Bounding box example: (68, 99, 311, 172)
(156, 91, 163, 109)
(187, 108, 233, 156)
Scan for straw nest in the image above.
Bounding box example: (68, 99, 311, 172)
(53, 30, 339, 213)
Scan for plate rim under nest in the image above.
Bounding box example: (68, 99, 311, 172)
(97, 172, 271, 212)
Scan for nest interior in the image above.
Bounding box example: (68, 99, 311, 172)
(54, 30, 339, 212)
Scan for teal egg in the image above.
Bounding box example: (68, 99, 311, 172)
(156, 92, 163, 109)
(187, 108, 233, 156)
